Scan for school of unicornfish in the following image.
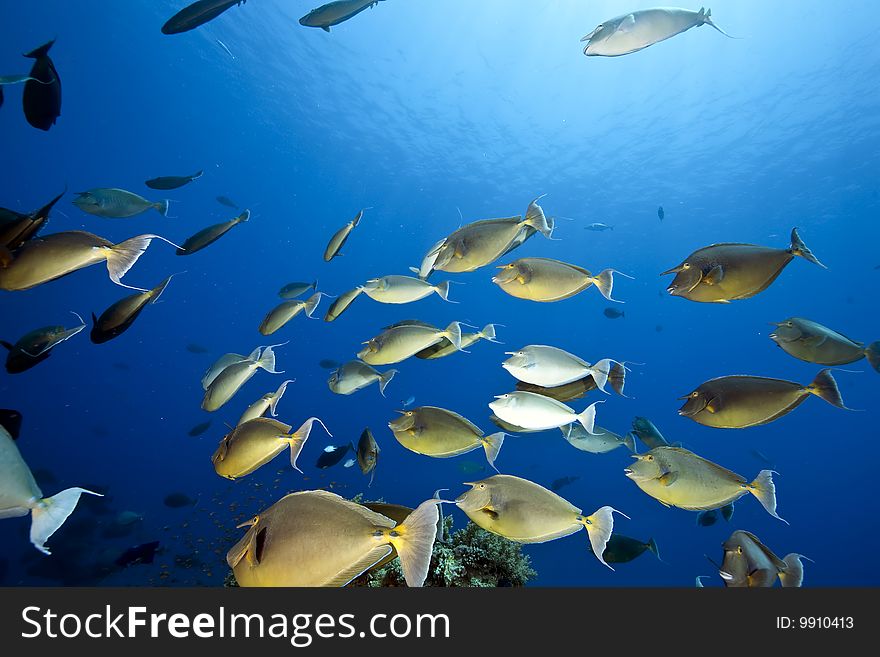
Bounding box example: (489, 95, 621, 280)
(2, 2, 877, 588)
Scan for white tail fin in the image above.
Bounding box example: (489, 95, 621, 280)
(154, 200, 170, 217)
(779, 553, 810, 587)
(434, 281, 453, 302)
(257, 343, 286, 374)
(388, 499, 440, 587)
(748, 470, 788, 524)
(444, 322, 463, 351)
(303, 292, 323, 318)
(288, 417, 331, 473)
(482, 432, 505, 472)
(575, 401, 602, 435)
(105, 234, 183, 290)
(588, 358, 615, 393)
(378, 369, 397, 397)
(268, 380, 295, 416)
(481, 324, 501, 343)
(581, 506, 627, 571)
(30, 487, 102, 555)
(591, 269, 630, 302)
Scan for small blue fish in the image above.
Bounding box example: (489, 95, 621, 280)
(401, 395, 415, 408)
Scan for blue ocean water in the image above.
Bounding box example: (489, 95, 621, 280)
(1, 0, 877, 587)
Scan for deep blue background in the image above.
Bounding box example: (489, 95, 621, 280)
(0, 0, 877, 587)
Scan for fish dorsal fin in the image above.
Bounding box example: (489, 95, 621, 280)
(322, 545, 393, 588)
(740, 530, 788, 570)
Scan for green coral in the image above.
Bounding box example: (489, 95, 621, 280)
(352, 514, 536, 588)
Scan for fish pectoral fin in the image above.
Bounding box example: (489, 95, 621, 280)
(703, 265, 724, 286)
(480, 506, 499, 520)
(322, 545, 392, 587)
(658, 471, 678, 486)
(800, 335, 827, 348)
(615, 14, 636, 34)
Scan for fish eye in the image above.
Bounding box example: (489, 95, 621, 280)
(682, 263, 690, 269)
(646, 455, 653, 461)
(786, 321, 793, 327)
(478, 484, 487, 490)
(690, 392, 699, 398)
(736, 546, 743, 555)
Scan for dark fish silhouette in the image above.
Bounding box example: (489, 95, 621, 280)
(550, 475, 579, 492)
(696, 509, 718, 526)
(188, 420, 212, 437)
(115, 541, 160, 567)
(145, 171, 203, 190)
(0, 190, 64, 251)
(603, 307, 625, 319)
(186, 343, 210, 354)
(163, 493, 196, 508)
(319, 359, 341, 369)
(300, 0, 386, 32)
(177, 209, 249, 255)
(2, 314, 86, 374)
(356, 428, 379, 486)
(90, 276, 173, 344)
(657, 206, 664, 221)
(216, 195, 238, 208)
(22, 39, 61, 131)
(0, 409, 22, 439)
(315, 442, 353, 469)
(162, 0, 247, 35)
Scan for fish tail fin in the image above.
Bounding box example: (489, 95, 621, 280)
(699, 7, 737, 38)
(588, 358, 613, 393)
(387, 499, 440, 587)
(580, 506, 627, 571)
(591, 269, 620, 302)
(789, 227, 826, 268)
(481, 432, 505, 472)
(647, 537, 661, 561)
(106, 234, 162, 290)
(524, 206, 554, 239)
(154, 200, 170, 217)
(575, 401, 602, 435)
(192, 170, 204, 180)
(434, 280, 453, 302)
(864, 342, 880, 373)
(805, 368, 848, 409)
(149, 275, 174, 303)
(23, 39, 55, 59)
(30, 487, 102, 555)
(288, 417, 330, 473)
(237, 209, 251, 224)
(481, 324, 501, 343)
(747, 470, 788, 524)
(608, 360, 629, 397)
(444, 321, 463, 351)
(779, 554, 809, 588)
(268, 380, 294, 416)
(303, 294, 322, 318)
(257, 343, 285, 374)
(622, 431, 637, 453)
(377, 369, 397, 397)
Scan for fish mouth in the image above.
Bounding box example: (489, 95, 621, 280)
(623, 468, 634, 477)
(666, 285, 680, 295)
